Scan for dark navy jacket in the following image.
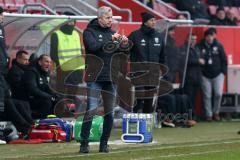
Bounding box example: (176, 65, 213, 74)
(6, 60, 28, 99)
(197, 39, 227, 79)
(83, 18, 115, 81)
(0, 24, 8, 75)
(21, 64, 53, 100)
(128, 25, 165, 64)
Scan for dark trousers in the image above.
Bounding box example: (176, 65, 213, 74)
(133, 87, 155, 113)
(4, 99, 33, 134)
(0, 75, 5, 112)
(133, 98, 154, 113)
(29, 97, 54, 119)
(157, 94, 177, 114)
(80, 82, 116, 142)
(184, 81, 200, 115)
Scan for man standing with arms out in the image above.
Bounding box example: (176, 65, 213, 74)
(0, 7, 9, 115)
(197, 28, 227, 121)
(79, 6, 128, 153)
(128, 12, 165, 113)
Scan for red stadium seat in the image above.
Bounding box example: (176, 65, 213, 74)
(4, 0, 17, 12)
(208, 5, 217, 15)
(0, 0, 4, 7)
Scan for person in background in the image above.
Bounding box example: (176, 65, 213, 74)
(50, 11, 85, 113)
(165, 26, 181, 82)
(128, 12, 165, 113)
(209, 7, 229, 26)
(226, 10, 238, 26)
(197, 28, 227, 121)
(7, 50, 30, 99)
(0, 7, 9, 114)
(183, 34, 205, 118)
(162, 0, 210, 20)
(21, 54, 60, 119)
(176, 14, 188, 20)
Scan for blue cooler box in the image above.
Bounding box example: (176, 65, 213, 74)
(121, 113, 154, 143)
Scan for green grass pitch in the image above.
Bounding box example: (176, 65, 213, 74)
(0, 121, 239, 160)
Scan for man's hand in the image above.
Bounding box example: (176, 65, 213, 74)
(121, 35, 129, 44)
(112, 33, 122, 41)
(199, 58, 205, 65)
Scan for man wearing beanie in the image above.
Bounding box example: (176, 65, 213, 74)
(128, 12, 165, 113)
(197, 28, 227, 121)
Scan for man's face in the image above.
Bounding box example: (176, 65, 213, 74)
(226, 11, 234, 20)
(190, 35, 197, 47)
(205, 34, 215, 44)
(38, 56, 51, 72)
(67, 20, 75, 26)
(144, 18, 156, 29)
(217, 10, 226, 20)
(17, 53, 30, 65)
(98, 12, 113, 28)
(168, 29, 175, 38)
(0, 14, 4, 23)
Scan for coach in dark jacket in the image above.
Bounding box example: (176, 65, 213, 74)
(80, 6, 129, 154)
(129, 13, 165, 64)
(182, 34, 205, 115)
(197, 28, 227, 121)
(83, 18, 115, 81)
(128, 12, 165, 113)
(7, 50, 30, 99)
(22, 54, 58, 119)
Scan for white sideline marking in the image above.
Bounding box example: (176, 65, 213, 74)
(132, 150, 225, 160)
(47, 140, 240, 159)
(5, 140, 240, 159)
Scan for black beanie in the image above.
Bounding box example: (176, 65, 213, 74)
(141, 12, 155, 24)
(204, 28, 215, 37)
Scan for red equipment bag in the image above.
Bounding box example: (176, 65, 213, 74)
(29, 124, 66, 142)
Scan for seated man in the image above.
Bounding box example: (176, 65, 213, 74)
(7, 50, 30, 99)
(21, 54, 60, 119)
(0, 76, 33, 139)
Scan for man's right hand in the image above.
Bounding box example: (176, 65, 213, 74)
(112, 33, 122, 41)
(199, 58, 205, 65)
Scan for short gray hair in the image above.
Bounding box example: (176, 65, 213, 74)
(98, 6, 112, 18)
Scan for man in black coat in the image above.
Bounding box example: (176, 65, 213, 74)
(209, 7, 229, 26)
(0, 7, 8, 113)
(0, 76, 33, 139)
(79, 6, 129, 154)
(21, 54, 59, 119)
(7, 50, 30, 99)
(183, 34, 205, 116)
(165, 26, 181, 83)
(128, 12, 165, 113)
(197, 28, 227, 121)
